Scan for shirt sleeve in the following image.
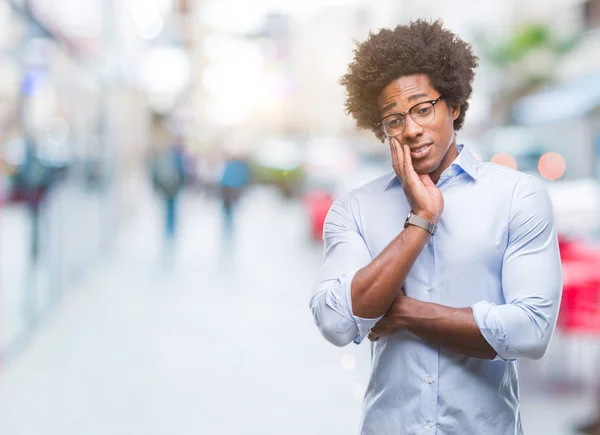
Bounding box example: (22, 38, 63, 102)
(309, 195, 384, 347)
(472, 175, 563, 361)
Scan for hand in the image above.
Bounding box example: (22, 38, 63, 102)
(389, 137, 443, 223)
(368, 287, 407, 342)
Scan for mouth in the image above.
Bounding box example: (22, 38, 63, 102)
(410, 143, 432, 160)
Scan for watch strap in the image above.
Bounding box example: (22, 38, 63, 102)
(404, 211, 437, 235)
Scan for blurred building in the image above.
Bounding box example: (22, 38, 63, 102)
(0, 0, 197, 359)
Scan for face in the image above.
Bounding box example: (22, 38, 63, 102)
(377, 74, 460, 181)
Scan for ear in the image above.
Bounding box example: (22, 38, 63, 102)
(451, 105, 460, 121)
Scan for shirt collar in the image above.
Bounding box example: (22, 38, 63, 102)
(453, 144, 478, 181)
(384, 144, 477, 190)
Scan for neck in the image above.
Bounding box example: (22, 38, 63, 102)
(429, 142, 459, 185)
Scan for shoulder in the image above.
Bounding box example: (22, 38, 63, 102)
(344, 171, 396, 202)
(509, 173, 553, 213)
(477, 163, 553, 218)
(474, 162, 554, 231)
(326, 172, 395, 223)
(475, 161, 529, 184)
(474, 161, 545, 196)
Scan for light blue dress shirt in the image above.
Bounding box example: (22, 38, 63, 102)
(310, 144, 563, 434)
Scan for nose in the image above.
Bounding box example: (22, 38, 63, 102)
(402, 115, 424, 141)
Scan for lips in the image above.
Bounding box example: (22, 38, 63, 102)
(410, 143, 432, 160)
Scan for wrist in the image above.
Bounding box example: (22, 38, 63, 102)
(405, 210, 438, 235)
(413, 210, 439, 224)
(392, 296, 413, 328)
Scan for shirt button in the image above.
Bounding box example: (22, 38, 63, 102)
(426, 285, 433, 292)
(427, 422, 434, 429)
(427, 377, 434, 384)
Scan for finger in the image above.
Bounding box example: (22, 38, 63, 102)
(392, 138, 406, 182)
(403, 145, 420, 184)
(389, 138, 399, 174)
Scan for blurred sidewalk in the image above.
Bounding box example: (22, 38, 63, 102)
(0, 181, 107, 355)
(0, 182, 596, 435)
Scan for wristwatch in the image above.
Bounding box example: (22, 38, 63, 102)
(404, 210, 437, 235)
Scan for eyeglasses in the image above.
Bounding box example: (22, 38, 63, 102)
(376, 96, 443, 138)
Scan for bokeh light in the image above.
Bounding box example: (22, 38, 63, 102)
(538, 152, 566, 181)
(490, 153, 518, 169)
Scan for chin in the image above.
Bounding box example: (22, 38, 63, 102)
(413, 158, 441, 175)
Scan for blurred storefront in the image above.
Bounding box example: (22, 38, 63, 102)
(0, 0, 157, 361)
(0, 0, 100, 359)
(505, 1, 600, 238)
(511, 73, 600, 179)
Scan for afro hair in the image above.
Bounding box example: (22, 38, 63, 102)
(340, 19, 479, 141)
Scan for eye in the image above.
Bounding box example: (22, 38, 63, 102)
(385, 116, 403, 129)
(414, 105, 433, 117)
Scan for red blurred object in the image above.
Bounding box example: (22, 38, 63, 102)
(557, 234, 600, 334)
(303, 189, 335, 242)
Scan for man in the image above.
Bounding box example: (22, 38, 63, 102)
(151, 136, 186, 243)
(219, 153, 251, 234)
(309, 19, 562, 434)
(14, 137, 53, 262)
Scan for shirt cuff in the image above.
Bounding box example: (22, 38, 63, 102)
(471, 301, 515, 362)
(344, 269, 383, 345)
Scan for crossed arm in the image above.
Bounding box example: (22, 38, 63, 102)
(369, 296, 497, 359)
(310, 177, 562, 361)
(345, 214, 496, 359)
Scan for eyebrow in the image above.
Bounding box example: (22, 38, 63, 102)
(381, 93, 430, 115)
(381, 102, 396, 114)
(408, 92, 429, 102)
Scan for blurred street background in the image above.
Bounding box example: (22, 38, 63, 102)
(1, 0, 600, 434)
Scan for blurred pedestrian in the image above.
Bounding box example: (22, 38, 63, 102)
(151, 136, 186, 245)
(219, 154, 251, 235)
(13, 136, 53, 263)
(309, 19, 562, 435)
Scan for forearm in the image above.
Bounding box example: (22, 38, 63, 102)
(397, 297, 496, 359)
(351, 225, 430, 318)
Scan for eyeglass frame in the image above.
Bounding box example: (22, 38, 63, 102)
(376, 96, 444, 138)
